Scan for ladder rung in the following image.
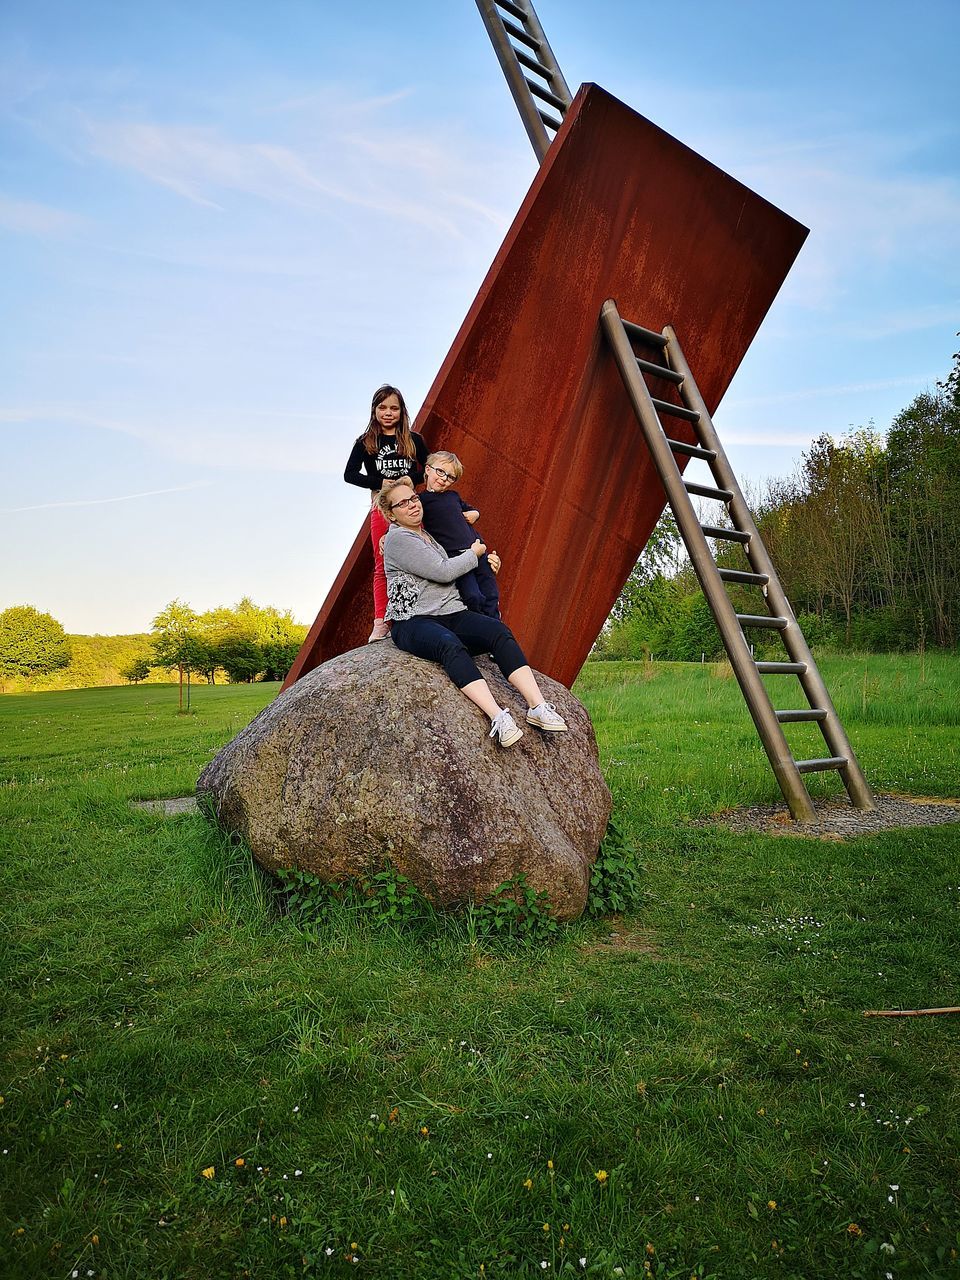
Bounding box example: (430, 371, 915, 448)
(795, 756, 848, 775)
(503, 17, 540, 50)
(537, 108, 563, 131)
(736, 613, 788, 630)
(666, 438, 716, 461)
(526, 78, 567, 112)
(636, 356, 683, 384)
(651, 396, 700, 424)
(756, 661, 807, 674)
(776, 708, 829, 723)
(684, 480, 733, 502)
(496, 0, 529, 20)
(515, 48, 556, 81)
(718, 568, 768, 586)
(622, 319, 667, 348)
(701, 524, 750, 544)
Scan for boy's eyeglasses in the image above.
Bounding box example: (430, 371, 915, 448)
(427, 465, 456, 482)
(390, 495, 421, 511)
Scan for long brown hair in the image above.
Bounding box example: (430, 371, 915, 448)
(361, 384, 415, 458)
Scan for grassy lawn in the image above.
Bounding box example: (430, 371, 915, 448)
(2, 657, 959, 1278)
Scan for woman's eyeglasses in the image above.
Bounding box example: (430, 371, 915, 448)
(390, 495, 421, 511)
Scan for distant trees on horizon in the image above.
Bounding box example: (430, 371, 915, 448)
(597, 342, 960, 661)
(0, 597, 308, 694)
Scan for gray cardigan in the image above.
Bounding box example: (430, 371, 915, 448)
(382, 525, 478, 621)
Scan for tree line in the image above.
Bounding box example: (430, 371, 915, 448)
(597, 342, 960, 660)
(0, 598, 307, 693)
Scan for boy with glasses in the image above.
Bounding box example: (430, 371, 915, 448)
(419, 451, 501, 618)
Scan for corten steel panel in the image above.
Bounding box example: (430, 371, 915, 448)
(285, 83, 808, 692)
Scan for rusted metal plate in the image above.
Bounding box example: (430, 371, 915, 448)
(285, 83, 808, 691)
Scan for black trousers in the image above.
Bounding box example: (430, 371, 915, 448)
(455, 553, 500, 617)
(391, 609, 526, 689)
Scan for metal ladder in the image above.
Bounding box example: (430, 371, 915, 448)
(600, 298, 876, 823)
(475, 0, 572, 162)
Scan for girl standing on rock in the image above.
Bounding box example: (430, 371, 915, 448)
(344, 385, 428, 642)
(378, 475, 568, 747)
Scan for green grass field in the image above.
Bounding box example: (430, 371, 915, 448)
(2, 656, 959, 1278)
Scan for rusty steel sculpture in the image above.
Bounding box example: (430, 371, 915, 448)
(285, 0, 874, 823)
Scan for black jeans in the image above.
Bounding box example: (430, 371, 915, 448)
(391, 609, 526, 689)
(455, 553, 500, 617)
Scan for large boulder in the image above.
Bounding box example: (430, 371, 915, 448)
(197, 644, 611, 920)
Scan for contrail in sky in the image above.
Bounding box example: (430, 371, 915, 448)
(2, 481, 213, 514)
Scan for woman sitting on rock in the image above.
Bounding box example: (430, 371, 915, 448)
(378, 476, 568, 748)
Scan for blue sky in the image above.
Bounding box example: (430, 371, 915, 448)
(2, 0, 958, 634)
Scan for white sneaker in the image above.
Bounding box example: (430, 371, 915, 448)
(526, 702, 568, 732)
(489, 708, 523, 748)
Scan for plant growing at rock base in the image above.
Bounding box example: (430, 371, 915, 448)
(585, 819, 646, 917)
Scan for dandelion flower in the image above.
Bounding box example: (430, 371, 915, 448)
(847, 1223, 863, 1237)
(420, 1126, 429, 1136)
(547, 1159, 554, 1170)
(523, 1178, 533, 1190)
(235, 1158, 245, 1168)
(201, 1167, 215, 1180)
(767, 1200, 777, 1210)
(646, 1242, 655, 1255)
(595, 1169, 608, 1184)
(543, 1223, 550, 1232)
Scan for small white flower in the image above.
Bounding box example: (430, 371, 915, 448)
(295, 1169, 302, 1177)
(889, 1184, 899, 1191)
(880, 1242, 895, 1254)
(293, 1105, 299, 1113)
(325, 1247, 334, 1256)
(487, 1152, 493, 1159)
(541, 1264, 549, 1271)
(579, 1260, 587, 1269)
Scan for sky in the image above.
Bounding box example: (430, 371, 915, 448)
(2, 0, 958, 635)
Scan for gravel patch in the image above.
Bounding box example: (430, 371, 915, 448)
(131, 795, 198, 818)
(705, 792, 960, 840)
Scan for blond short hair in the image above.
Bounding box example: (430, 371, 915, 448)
(377, 475, 416, 519)
(426, 450, 463, 480)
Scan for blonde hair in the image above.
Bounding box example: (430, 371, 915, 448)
(426, 450, 463, 480)
(377, 475, 416, 519)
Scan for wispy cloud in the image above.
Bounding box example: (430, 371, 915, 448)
(81, 110, 512, 239)
(725, 373, 939, 411)
(0, 404, 354, 474)
(0, 193, 84, 236)
(2, 481, 213, 514)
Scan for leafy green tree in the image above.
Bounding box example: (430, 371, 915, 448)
(120, 657, 153, 684)
(215, 637, 264, 683)
(261, 640, 303, 682)
(0, 606, 72, 677)
(151, 600, 204, 709)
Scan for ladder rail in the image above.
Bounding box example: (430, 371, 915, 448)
(600, 299, 818, 823)
(662, 326, 876, 814)
(475, 0, 573, 162)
